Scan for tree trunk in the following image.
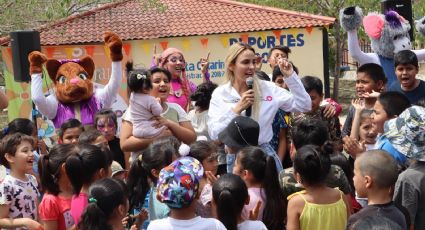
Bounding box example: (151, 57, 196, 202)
(333, 23, 342, 102)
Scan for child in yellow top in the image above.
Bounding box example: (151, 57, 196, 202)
(287, 144, 350, 230)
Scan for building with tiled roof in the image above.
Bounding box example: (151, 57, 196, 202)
(1, 0, 334, 46)
(1, 0, 335, 121)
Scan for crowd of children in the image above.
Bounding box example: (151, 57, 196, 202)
(0, 42, 424, 230)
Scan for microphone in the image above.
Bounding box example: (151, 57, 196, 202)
(245, 76, 254, 117)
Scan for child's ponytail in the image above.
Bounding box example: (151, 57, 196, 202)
(216, 189, 237, 230)
(65, 144, 112, 194)
(212, 174, 249, 230)
(65, 154, 85, 194)
(127, 155, 151, 211)
(79, 202, 110, 230)
(238, 146, 285, 230)
(39, 144, 79, 195)
(127, 141, 176, 211)
(263, 155, 285, 230)
(126, 61, 152, 93)
(79, 178, 128, 230)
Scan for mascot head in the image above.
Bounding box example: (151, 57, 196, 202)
(363, 11, 411, 59)
(46, 57, 95, 104)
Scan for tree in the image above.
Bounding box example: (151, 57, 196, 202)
(0, 0, 164, 84)
(238, 0, 425, 100)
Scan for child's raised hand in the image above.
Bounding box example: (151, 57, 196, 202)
(277, 58, 293, 77)
(205, 171, 219, 184)
(129, 209, 148, 230)
(363, 90, 380, 99)
(248, 200, 262, 220)
(343, 136, 366, 158)
(322, 104, 336, 119)
(351, 98, 365, 112)
(136, 209, 149, 224)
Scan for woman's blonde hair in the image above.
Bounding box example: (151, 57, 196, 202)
(224, 43, 262, 120)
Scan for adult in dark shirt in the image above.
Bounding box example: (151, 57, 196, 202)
(95, 109, 128, 169)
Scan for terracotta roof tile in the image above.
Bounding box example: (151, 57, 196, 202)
(1, 0, 335, 46)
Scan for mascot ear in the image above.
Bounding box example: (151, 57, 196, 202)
(46, 59, 62, 82)
(363, 14, 385, 39)
(79, 56, 95, 79)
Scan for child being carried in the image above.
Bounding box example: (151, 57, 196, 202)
(126, 61, 166, 138)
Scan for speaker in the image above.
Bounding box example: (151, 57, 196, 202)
(10, 31, 41, 82)
(381, 0, 414, 40)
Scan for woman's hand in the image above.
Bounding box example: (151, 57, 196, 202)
(152, 116, 170, 128)
(200, 52, 210, 75)
(277, 57, 294, 77)
(232, 89, 254, 114)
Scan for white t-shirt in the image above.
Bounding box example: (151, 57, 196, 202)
(147, 216, 226, 230)
(238, 220, 268, 230)
(0, 174, 40, 228)
(123, 102, 189, 124)
(187, 109, 210, 140)
(208, 73, 311, 145)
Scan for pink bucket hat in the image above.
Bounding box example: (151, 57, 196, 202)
(160, 47, 186, 67)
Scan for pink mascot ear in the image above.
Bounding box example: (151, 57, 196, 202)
(363, 14, 385, 39)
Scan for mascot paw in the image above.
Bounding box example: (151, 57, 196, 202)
(416, 16, 425, 36)
(340, 6, 363, 31)
(28, 51, 47, 75)
(104, 31, 123, 62)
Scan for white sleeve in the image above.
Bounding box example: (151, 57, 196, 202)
(95, 61, 122, 108)
(347, 30, 379, 65)
(207, 89, 238, 141)
(169, 103, 190, 122)
(31, 73, 58, 119)
(413, 49, 425, 61)
(275, 72, 311, 112)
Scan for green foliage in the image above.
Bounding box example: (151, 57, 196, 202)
(0, 0, 165, 36)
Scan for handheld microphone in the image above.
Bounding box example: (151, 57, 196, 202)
(245, 76, 254, 117)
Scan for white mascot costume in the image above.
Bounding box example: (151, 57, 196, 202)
(340, 6, 425, 87)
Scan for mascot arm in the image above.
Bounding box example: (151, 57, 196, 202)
(31, 73, 58, 119)
(95, 61, 122, 108)
(413, 49, 425, 61)
(96, 32, 123, 108)
(347, 30, 380, 65)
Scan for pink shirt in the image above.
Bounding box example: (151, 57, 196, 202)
(39, 194, 74, 230)
(242, 188, 266, 221)
(168, 81, 189, 111)
(71, 193, 88, 225)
